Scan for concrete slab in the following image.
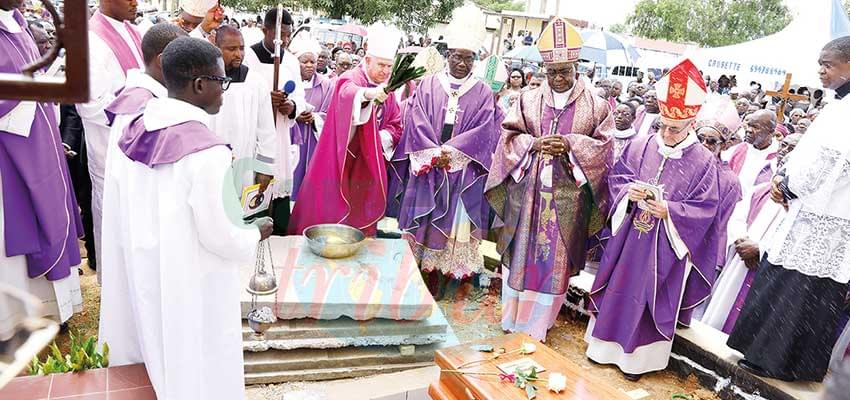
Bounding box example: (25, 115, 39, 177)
(240, 236, 434, 321)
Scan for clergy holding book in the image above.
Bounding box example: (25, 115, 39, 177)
(485, 17, 614, 342)
(99, 37, 274, 399)
(728, 36, 850, 383)
(209, 25, 277, 197)
(392, 4, 500, 296)
(586, 59, 720, 382)
(288, 22, 403, 237)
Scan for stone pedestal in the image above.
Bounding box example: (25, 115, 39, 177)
(241, 236, 456, 384)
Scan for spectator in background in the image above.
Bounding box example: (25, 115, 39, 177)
(527, 72, 545, 90)
(503, 32, 514, 52)
(795, 118, 811, 134)
(330, 51, 352, 78)
(736, 98, 750, 118)
(356, 47, 365, 57)
(499, 68, 526, 110)
(316, 49, 330, 76)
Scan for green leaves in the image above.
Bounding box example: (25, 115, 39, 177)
(621, 0, 791, 47)
(29, 331, 110, 376)
(513, 366, 539, 400)
(385, 53, 427, 93)
(220, 0, 463, 33)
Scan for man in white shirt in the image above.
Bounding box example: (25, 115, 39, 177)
(76, 0, 143, 281)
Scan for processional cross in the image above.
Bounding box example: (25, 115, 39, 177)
(0, 0, 89, 102)
(765, 73, 808, 124)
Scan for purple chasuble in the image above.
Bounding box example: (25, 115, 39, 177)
(119, 117, 227, 168)
(588, 134, 719, 352)
(393, 75, 499, 249)
(105, 87, 156, 126)
(89, 10, 142, 76)
(679, 159, 741, 325)
(291, 73, 334, 200)
(0, 9, 82, 280)
(485, 79, 614, 295)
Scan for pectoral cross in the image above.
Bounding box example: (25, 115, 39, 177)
(766, 73, 808, 124)
(441, 91, 463, 143)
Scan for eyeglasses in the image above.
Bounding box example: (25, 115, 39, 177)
(510, 75, 522, 79)
(697, 133, 724, 146)
(449, 53, 475, 64)
(197, 75, 232, 91)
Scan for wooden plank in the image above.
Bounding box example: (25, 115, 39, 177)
(434, 333, 631, 400)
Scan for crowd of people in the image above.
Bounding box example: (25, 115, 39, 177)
(4, 0, 850, 398)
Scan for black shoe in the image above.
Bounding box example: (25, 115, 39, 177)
(622, 372, 642, 382)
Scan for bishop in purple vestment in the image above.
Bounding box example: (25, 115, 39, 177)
(290, 36, 335, 200)
(485, 17, 614, 341)
(586, 59, 719, 380)
(392, 35, 500, 289)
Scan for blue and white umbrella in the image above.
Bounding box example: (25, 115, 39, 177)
(504, 45, 542, 64)
(579, 30, 640, 66)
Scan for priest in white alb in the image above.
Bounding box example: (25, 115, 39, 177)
(97, 22, 187, 365)
(76, 0, 143, 280)
(99, 37, 274, 399)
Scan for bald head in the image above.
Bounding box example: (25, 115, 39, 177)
(752, 109, 777, 128)
(744, 110, 777, 150)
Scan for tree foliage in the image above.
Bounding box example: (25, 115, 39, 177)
(221, 0, 462, 33)
(619, 0, 791, 47)
(472, 0, 524, 12)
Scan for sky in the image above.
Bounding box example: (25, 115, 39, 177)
(565, 0, 810, 29)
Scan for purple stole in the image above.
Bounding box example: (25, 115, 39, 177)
(89, 10, 142, 76)
(105, 87, 156, 126)
(119, 117, 226, 168)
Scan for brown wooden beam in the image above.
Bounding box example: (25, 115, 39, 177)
(0, 0, 89, 103)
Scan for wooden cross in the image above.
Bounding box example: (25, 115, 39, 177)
(765, 73, 808, 124)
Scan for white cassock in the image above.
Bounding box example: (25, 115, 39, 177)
(701, 182, 785, 330)
(242, 48, 307, 199)
(209, 67, 277, 194)
(97, 69, 165, 364)
(0, 8, 80, 338)
(99, 98, 259, 400)
(76, 15, 143, 281)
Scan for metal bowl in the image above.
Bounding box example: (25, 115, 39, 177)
(303, 224, 366, 259)
(246, 310, 275, 335)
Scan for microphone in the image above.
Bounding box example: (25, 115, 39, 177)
(283, 80, 296, 95)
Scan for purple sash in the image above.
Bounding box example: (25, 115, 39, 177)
(89, 10, 142, 76)
(119, 117, 226, 167)
(105, 87, 156, 126)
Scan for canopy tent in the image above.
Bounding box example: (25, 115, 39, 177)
(685, 0, 850, 88)
(579, 30, 641, 66)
